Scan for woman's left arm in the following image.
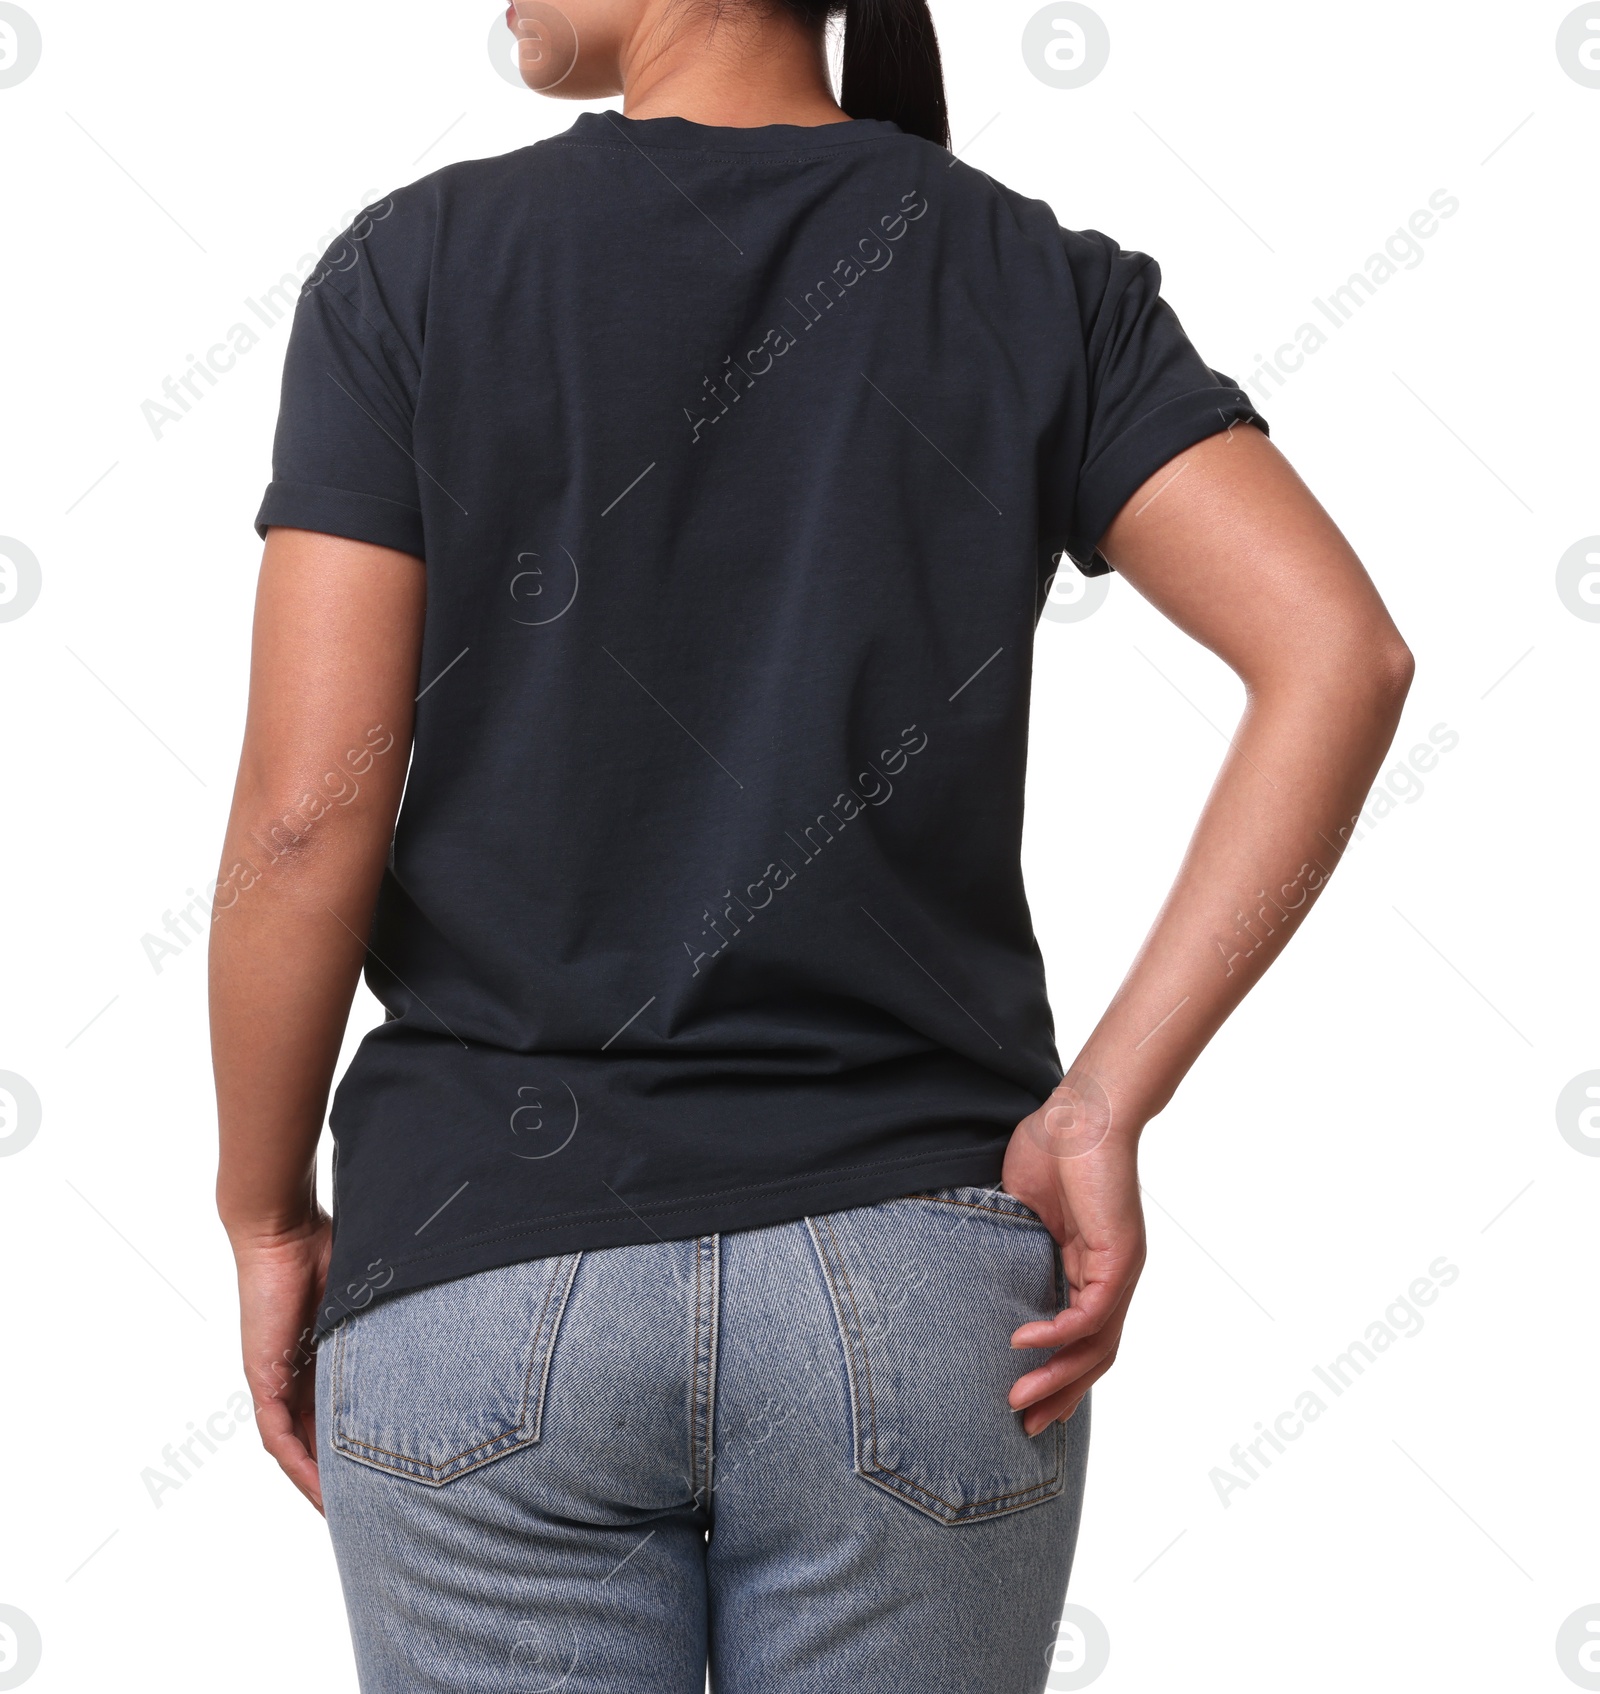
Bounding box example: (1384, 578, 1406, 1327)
(1005, 423, 1414, 1430)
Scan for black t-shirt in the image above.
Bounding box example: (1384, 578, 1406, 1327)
(254, 112, 1265, 1338)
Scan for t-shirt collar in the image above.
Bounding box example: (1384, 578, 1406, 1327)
(562, 109, 903, 153)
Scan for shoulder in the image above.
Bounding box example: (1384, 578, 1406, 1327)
(299, 144, 550, 306)
(930, 151, 1158, 319)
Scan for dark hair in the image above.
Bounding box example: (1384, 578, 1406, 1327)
(777, 0, 949, 148)
(839, 0, 948, 149)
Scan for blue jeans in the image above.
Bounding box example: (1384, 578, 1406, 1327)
(316, 1185, 1091, 1692)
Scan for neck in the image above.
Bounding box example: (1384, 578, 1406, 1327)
(618, 1, 848, 128)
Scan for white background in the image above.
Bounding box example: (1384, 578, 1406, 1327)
(0, 2, 1595, 1689)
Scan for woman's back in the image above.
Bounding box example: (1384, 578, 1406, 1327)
(257, 109, 1258, 1329)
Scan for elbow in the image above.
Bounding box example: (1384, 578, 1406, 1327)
(1327, 620, 1415, 710)
(1245, 625, 1414, 728)
(216, 781, 377, 913)
(1335, 630, 1413, 741)
(1373, 634, 1416, 707)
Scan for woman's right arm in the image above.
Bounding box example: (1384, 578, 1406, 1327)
(1004, 422, 1414, 1432)
(209, 525, 424, 1508)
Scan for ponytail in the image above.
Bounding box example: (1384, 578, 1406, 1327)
(840, 0, 949, 149)
(761, 0, 950, 149)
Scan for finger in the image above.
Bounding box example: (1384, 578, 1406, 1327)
(1019, 1357, 1114, 1437)
(1008, 1333, 1118, 1411)
(255, 1396, 324, 1514)
(1010, 1280, 1135, 1410)
(1011, 1268, 1134, 1350)
(1020, 1354, 1118, 1436)
(1021, 1387, 1084, 1438)
(300, 1392, 319, 1464)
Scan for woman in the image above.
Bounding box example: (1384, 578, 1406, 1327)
(210, 1, 1412, 1688)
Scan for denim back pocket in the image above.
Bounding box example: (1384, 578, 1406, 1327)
(329, 1255, 582, 1486)
(808, 1186, 1066, 1525)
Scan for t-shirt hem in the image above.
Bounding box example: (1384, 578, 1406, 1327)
(255, 480, 425, 559)
(312, 1143, 1008, 1340)
(1067, 384, 1268, 575)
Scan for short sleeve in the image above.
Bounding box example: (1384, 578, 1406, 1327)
(1062, 230, 1267, 576)
(254, 213, 425, 559)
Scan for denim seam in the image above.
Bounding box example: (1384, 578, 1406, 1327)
(707, 1235, 721, 1509)
(332, 1253, 581, 1481)
(690, 1237, 704, 1502)
(809, 1214, 1065, 1521)
(689, 1234, 720, 1511)
(529, 1252, 584, 1447)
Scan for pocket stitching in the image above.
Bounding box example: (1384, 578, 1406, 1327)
(811, 1215, 1065, 1522)
(899, 1191, 1049, 1229)
(331, 1254, 581, 1482)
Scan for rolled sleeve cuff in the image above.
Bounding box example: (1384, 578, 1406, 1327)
(1066, 384, 1267, 575)
(254, 481, 425, 560)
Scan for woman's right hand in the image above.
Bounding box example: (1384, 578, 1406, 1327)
(1000, 1074, 1147, 1436)
(229, 1213, 333, 1513)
